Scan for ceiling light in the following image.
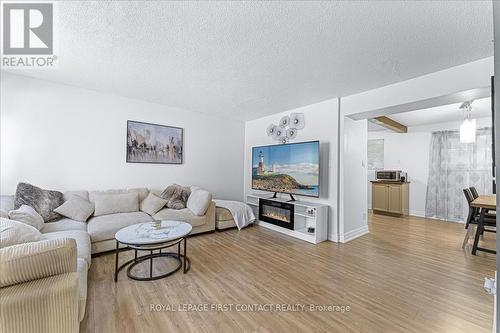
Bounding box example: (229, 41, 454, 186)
(459, 101, 476, 143)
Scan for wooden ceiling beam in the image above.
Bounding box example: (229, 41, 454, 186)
(370, 116, 408, 133)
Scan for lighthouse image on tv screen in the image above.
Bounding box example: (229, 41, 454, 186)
(252, 141, 319, 197)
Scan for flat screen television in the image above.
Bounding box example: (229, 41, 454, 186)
(252, 141, 320, 198)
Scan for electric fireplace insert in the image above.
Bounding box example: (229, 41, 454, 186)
(258, 198, 294, 230)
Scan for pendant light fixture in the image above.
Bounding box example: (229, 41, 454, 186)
(459, 101, 476, 143)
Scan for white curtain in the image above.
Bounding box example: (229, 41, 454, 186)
(425, 128, 493, 222)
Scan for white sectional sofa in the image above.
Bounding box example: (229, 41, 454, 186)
(0, 186, 215, 332)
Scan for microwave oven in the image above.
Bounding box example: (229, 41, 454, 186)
(376, 170, 407, 182)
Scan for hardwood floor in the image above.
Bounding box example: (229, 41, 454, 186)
(81, 214, 495, 333)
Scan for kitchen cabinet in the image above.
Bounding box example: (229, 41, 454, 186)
(371, 181, 409, 216)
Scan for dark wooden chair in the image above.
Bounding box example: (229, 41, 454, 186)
(463, 188, 496, 251)
(463, 189, 477, 229)
(462, 189, 477, 248)
(469, 186, 479, 199)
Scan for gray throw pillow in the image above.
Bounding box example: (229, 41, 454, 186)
(54, 195, 95, 222)
(14, 183, 64, 222)
(8, 205, 45, 230)
(140, 193, 168, 216)
(160, 184, 191, 210)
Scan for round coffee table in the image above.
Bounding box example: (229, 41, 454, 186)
(114, 220, 192, 281)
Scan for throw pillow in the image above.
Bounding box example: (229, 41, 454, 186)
(93, 192, 139, 216)
(54, 195, 95, 222)
(0, 218, 42, 248)
(140, 193, 168, 216)
(186, 189, 212, 216)
(14, 182, 64, 222)
(160, 184, 191, 210)
(8, 205, 44, 230)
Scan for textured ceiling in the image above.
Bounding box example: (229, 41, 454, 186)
(368, 97, 491, 131)
(2, 1, 494, 121)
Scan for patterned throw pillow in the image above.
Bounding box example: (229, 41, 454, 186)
(14, 183, 64, 222)
(160, 184, 191, 210)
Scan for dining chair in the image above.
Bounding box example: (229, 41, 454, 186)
(469, 186, 479, 199)
(462, 188, 477, 248)
(471, 209, 496, 254)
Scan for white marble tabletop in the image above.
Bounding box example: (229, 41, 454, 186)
(115, 220, 192, 245)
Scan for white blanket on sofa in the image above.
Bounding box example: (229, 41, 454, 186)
(214, 200, 256, 230)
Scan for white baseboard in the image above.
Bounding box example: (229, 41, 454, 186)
(328, 232, 339, 242)
(340, 225, 369, 243)
(409, 210, 426, 218)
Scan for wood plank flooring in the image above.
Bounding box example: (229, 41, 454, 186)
(81, 214, 495, 333)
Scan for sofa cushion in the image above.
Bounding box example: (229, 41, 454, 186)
(140, 193, 168, 216)
(93, 192, 139, 216)
(54, 195, 94, 222)
(216, 207, 233, 221)
(41, 218, 87, 233)
(0, 218, 42, 248)
(187, 189, 212, 216)
(160, 184, 191, 210)
(63, 190, 89, 202)
(87, 212, 153, 242)
(89, 188, 148, 203)
(76, 258, 88, 322)
(153, 208, 206, 227)
(8, 205, 45, 230)
(42, 230, 91, 267)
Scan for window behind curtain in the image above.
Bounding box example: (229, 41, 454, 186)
(425, 128, 493, 222)
(368, 139, 384, 171)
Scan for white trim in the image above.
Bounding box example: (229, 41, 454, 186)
(340, 225, 369, 243)
(409, 210, 426, 218)
(328, 232, 339, 243)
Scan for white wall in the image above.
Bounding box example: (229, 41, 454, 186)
(0, 73, 245, 200)
(244, 99, 339, 241)
(340, 117, 368, 242)
(367, 117, 492, 217)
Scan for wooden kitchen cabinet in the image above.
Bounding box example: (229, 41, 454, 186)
(371, 181, 409, 216)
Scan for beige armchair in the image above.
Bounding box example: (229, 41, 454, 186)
(0, 238, 80, 333)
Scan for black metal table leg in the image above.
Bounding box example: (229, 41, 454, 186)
(472, 209, 486, 255)
(114, 241, 119, 282)
(115, 231, 191, 281)
(150, 250, 153, 278)
(183, 237, 187, 273)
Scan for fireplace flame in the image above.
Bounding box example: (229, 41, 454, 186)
(262, 210, 290, 223)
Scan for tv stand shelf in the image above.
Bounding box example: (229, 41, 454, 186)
(246, 193, 328, 244)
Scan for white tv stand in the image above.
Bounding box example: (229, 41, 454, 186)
(246, 193, 328, 244)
